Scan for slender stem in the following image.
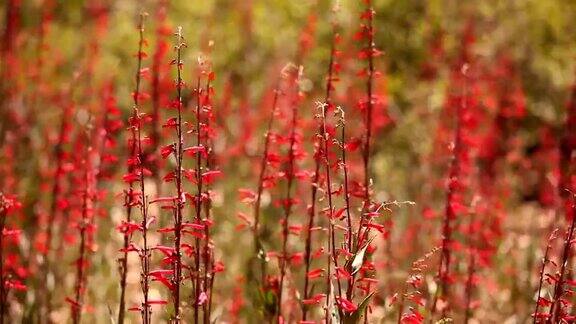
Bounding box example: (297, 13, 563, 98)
(194, 75, 203, 324)
(278, 69, 300, 322)
(171, 27, 185, 323)
(118, 174, 132, 324)
(132, 13, 152, 324)
(151, 0, 168, 193)
(72, 143, 92, 324)
(207, 263, 216, 324)
(464, 215, 476, 324)
(201, 79, 211, 324)
(321, 103, 343, 322)
(303, 24, 339, 320)
(0, 206, 7, 324)
(253, 80, 282, 299)
(302, 112, 321, 321)
(396, 290, 405, 324)
(348, 1, 376, 304)
(533, 229, 557, 324)
(341, 118, 355, 301)
(201, 76, 217, 324)
(43, 100, 72, 318)
(548, 199, 576, 323)
(358, 1, 375, 248)
(431, 64, 468, 319)
(320, 26, 343, 322)
(254, 80, 281, 252)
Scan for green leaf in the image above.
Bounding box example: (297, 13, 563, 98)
(342, 292, 375, 324)
(350, 237, 375, 275)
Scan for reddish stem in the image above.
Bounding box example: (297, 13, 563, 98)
(348, 1, 376, 305)
(0, 199, 8, 324)
(42, 97, 73, 317)
(532, 229, 557, 324)
(320, 102, 343, 321)
(151, 0, 169, 199)
(170, 27, 186, 323)
(432, 64, 468, 319)
(358, 1, 375, 247)
(548, 199, 576, 323)
(278, 68, 300, 321)
(254, 80, 281, 252)
(72, 142, 93, 324)
(133, 14, 152, 324)
(202, 78, 214, 324)
(464, 215, 476, 323)
(193, 75, 203, 324)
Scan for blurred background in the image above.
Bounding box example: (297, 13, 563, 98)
(1, 0, 576, 323)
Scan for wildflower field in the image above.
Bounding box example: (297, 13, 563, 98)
(1, 0, 576, 323)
